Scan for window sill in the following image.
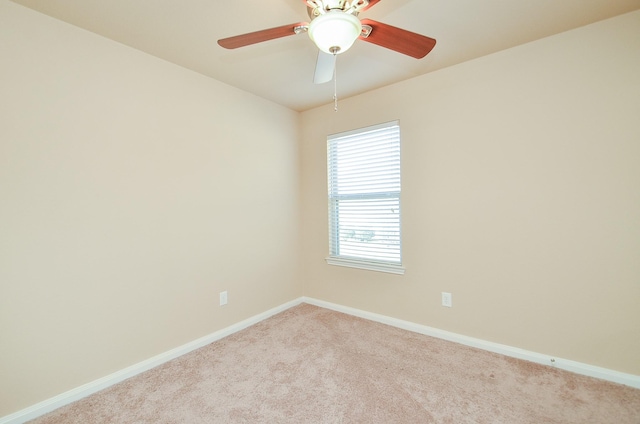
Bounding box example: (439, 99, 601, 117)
(325, 257, 405, 275)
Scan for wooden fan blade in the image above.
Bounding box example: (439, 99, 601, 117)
(314, 51, 335, 84)
(218, 22, 307, 49)
(359, 19, 436, 59)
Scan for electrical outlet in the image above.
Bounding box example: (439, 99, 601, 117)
(441, 292, 452, 308)
(219, 291, 228, 306)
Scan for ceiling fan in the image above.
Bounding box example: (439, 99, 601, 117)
(217, 0, 436, 85)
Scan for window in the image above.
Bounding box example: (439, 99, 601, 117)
(326, 121, 404, 274)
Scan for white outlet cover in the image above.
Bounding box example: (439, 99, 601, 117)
(442, 292, 452, 307)
(219, 291, 228, 306)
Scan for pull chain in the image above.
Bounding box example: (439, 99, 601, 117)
(328, 46, 340, 112)
(333, 52, 338, 112)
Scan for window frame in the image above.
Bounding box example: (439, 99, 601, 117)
(325, 121, 405, 275)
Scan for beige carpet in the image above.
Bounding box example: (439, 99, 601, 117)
(30, 303, 640, 423)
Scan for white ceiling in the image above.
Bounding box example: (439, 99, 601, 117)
(11, 0, 640, 111)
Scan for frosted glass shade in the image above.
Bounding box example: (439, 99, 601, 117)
(309, 11, 362, 55)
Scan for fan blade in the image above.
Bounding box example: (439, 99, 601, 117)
(218, 22, 307, 49)
(362, 0, 381, 11)
(359, 19, 436, 59)
(314, 51, 335, 84)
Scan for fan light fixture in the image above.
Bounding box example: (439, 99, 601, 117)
(308, 11, 362, 55)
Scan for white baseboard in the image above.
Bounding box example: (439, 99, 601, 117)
(301, 297, 640, 390)
(4, 296, 638, 423)
(0, 298, 304, 424)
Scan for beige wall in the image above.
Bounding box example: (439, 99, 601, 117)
(300, 11, 640, 376)
(0, 0, 301, 416)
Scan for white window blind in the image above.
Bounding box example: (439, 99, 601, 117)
(326, 121, 403, 274)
